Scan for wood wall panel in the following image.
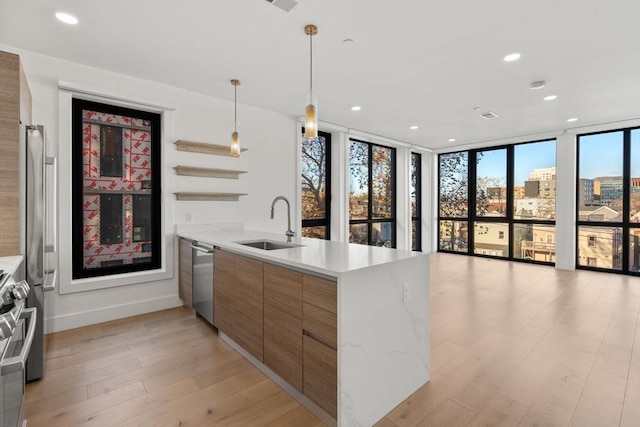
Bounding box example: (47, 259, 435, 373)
(0, 51, 21, 256)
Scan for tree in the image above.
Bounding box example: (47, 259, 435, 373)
(301, 137, 327, 221)
(439, 152, 469, 217)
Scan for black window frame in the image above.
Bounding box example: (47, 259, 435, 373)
(411, 152, 422, 251)
(348, 138, 397, 248)
(301, 129, 332, 240)
(71, 98, 162, 279)
(437, 138, 557, 265)
(575, 126, 639, 276)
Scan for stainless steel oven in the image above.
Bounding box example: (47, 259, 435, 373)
(0, 277, 35, 427)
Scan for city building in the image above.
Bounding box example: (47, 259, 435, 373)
(578, 178, 595, 207)
(577, 227, 623, 269)
(594, 176, 624, 205)
(529, 166, 556, 181)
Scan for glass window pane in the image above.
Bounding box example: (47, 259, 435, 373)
(630, 228, 640, 273)
(372, 222, 393, 247)
(349, 140, 369, 220)
(301, 134, 328, 221)
(578, 132, 623, 222)
(513, 224, 555, 262)
(474, 222, 508, 257)
(631, 129, 639, 222)
(349, 223, 368, 245)
(439, 152, 468, 218)
(439, 220, 468, 252)
(514, 140, 556, 220)
(100, 125, 123, 177)
(302, 226, 326, 239)
(577, 226, 623, 270)
(132, 195, 151, 242)
(476, 149, 506, 217)
(372, 146, 393, 219)
(411, 153, 420, 218)
(99, 194, 123, 245)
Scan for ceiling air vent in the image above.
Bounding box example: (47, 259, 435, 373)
(265, 0, 298, 12)
(479, 111, 498, 119)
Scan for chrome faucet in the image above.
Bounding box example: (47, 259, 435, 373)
(270, 196, 295, 242)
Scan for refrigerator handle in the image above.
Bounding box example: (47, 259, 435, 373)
(45, 156, 57, 254)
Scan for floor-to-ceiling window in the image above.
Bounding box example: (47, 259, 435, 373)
(411, 152, 422, 251)
(301, 130, 331, 239)
(438, 139, 556, 264)
(349, 139, 396, 247)
(576, 127, 639, 275)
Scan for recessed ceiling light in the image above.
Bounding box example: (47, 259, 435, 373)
(351, 106, 361, 111)
(55, 12, 78, 25)
(503, 53, 521, 62)
(567, 117, 578, 122)
(448, 138, 456, 142)
(544, 95, 558, 101)
(410, 126, 419, 130)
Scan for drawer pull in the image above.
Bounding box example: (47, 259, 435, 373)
(303, 329, 337, 350)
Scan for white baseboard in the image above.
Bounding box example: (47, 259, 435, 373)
(45, 295, 183, 333)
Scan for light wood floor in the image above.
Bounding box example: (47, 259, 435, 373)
(25, 254, 639, 426)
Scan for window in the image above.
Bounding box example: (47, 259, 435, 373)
(438, 139, 556, 265)
(577, 127, 639, 275)
(301, 130, 331, 239)
(411, 152, 422, 251)
(72, 99, 161, 279)
(349, 139, 396, 247)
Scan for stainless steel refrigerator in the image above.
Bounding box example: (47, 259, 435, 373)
(23, 124, 57, 382)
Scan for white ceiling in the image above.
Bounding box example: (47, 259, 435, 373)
(1, 0, 639, 150)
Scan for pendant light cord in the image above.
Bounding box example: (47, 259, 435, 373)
(234, 85, 237, 132)
(309, 32, 313, 94)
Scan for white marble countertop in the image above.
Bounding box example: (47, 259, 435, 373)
(177, 229, 425, 277)
(0, 255, 23, 277)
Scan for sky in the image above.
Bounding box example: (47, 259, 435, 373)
(477, 140, 556, 186)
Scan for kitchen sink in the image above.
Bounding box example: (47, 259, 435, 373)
(236, 239, 304, 251)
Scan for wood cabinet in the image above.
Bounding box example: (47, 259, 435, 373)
(302, 274, 337, 417)
(0, 51, 32, 256)
(212, 249, 337, 417)
(178, 238, 193, 311)
(263, 264, 303, 391)
(213, 250, 264, 362)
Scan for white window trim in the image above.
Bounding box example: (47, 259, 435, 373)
(57, 85, 175, 294)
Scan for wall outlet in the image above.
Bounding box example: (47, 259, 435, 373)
(185, 212, 192, 223)
(403, 283, 409, 303)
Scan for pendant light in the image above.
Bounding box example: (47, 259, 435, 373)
(230, 79, 241, 157)
(304, 24, 318, 141)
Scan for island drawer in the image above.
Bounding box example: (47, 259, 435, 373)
(303, 334, 337, 418)
(302, 275, 336, 314)
(303, 302, 336, 349)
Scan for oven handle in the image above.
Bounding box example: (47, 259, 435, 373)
(1, 307, 37, 375)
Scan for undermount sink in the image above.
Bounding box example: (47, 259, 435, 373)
(236, 239, 304, 251)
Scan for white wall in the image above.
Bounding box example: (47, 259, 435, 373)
(2, 45, 298, 333)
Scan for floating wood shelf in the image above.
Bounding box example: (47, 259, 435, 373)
(175, 139, 248, 157)
(173, 165, 247, 179)
(173, 192, 247, 201)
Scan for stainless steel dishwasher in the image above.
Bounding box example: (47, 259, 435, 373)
(191, 242, 214, 325)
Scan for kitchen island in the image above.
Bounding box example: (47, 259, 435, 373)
(177, 228, 430, 427)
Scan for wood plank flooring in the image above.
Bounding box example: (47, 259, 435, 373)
(25, 253, 639, 426)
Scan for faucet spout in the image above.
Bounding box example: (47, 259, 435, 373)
(270, 196, 295, 242)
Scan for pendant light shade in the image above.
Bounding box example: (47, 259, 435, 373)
(304, 24, 318, 141)
(230, 79, 241, 157)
